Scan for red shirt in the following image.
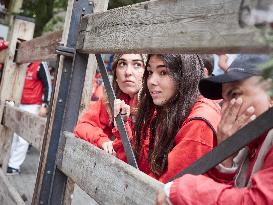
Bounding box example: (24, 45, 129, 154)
(113, 97, 221, 183)
(169, 133, 273, 205)
(21, 62, 43, 105)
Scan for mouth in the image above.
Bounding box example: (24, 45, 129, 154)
(123, 80, 134, 84)
(150, 91, 161, 98)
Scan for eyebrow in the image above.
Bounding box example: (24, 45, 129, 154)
(146, 64, 166, 69)
(118, 58, 144, 62)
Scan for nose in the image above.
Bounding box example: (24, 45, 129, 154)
(148, 73, 158, 86)
(125, 64, 133, 76)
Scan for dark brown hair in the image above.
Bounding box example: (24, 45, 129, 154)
(134, 54, 204, 176)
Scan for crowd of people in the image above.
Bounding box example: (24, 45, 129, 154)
(1, 37, 273, 204)
(75, 53, 273, 205)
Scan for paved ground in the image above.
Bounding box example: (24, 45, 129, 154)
(6, 147, 98, 205)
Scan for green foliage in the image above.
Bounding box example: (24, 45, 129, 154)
(20, 0, 146, 35)
(19, 0, 67, 36)
(260, 27, 273, 80)
(108, 0, 146, 9)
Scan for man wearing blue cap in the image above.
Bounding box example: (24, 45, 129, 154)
(156, 54, 273, 205)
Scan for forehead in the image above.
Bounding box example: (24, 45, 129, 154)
(119, 54, 143, 61)
(222, 76, 260, 93)
(147, 55, 165, 66)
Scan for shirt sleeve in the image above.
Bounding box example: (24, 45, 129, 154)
(159, 120, 216, 183)
(37, 62, 52, 104)
(169, 147, 273, 205)
(74, 100, 112, 148)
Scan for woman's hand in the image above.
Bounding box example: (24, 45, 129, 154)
(114, 99, 130, 123)
(217, 97, 256, 166)
(102, 141, 116, 156)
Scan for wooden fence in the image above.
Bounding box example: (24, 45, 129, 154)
(0, 0, 272, 204)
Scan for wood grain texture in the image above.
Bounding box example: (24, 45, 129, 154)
(0, 18, 35, 168)
(2, 104, 46, 151)
(77, 0, 272, 54)
(79, 0, 109, 117)
(0, 169, 25, 205)
(57, 132, 163, 205)
(16, 30, 62, 64)
(0, 50, 7, 64)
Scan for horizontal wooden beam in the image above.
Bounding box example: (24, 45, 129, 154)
(2, 104, 46, 151)
(57, 132, 163, 205)
(77, 0, 272, 54)
(0, 169, 25, 205)
(16, 30, 62, 64)
(0, 50, 7, 64)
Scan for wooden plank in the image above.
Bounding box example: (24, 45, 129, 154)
(0, 50, 8, 64)
(0, 169, 25, 205)
(77, 0, 272, 54)
(2, 104, 46, 151)
(16, 30, 62, 64)
(0, 18, 35, 169)
(57, 132, 163, 205)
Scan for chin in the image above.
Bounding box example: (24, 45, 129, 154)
(152, 99, 164, 106)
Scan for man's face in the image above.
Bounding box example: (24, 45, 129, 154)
(222, 76, 272, 117)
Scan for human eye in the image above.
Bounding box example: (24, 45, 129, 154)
(160, 70, 167, 76)
(230, 90, 241, 99)
(133, 62, 143, 69)
(118, 61, 127, 69)
(147, 68, 152, 76)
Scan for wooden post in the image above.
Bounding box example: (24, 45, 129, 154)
(0, 16, 35, 170)
(32, 1, 109, 204)
(79, 0, 109, 116)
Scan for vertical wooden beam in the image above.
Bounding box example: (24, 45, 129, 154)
(78, 0, 109, 116)
(0, 16, 35, 169)
(32, 0, 107, 204)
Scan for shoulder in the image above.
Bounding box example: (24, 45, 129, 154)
(186, 97, 221, 128)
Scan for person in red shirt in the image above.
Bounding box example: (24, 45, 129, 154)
(74, 54, 146, 154)
(7, 61, 52, 175)
(113, 54, 221, 183)
(156, 54, 273, 205)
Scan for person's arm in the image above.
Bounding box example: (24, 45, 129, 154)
(37, 62, 52, 105)
(74, 100, 112, 148)
(159, 120, 215, 183)
(37, 62, 52, 116)
(164, 147, 273, 205)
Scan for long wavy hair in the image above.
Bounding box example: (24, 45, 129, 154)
(134, 54, 204, 176)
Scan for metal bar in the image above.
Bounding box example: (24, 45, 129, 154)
(56, 45, 75, 58)
(37, 1, 94, 205)
(171, 107, 273, 181)
(95, 54, 138, 169)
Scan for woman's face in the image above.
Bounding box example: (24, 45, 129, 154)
(115, 54, 145, 97)
(146, 55, 176, 106)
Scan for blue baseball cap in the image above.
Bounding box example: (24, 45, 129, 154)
(199, 54, 270, 100)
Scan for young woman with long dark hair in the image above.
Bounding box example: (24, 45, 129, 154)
(113, 54, 221, 183)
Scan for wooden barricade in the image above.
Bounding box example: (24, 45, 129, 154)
(0, 0, 272, 204)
